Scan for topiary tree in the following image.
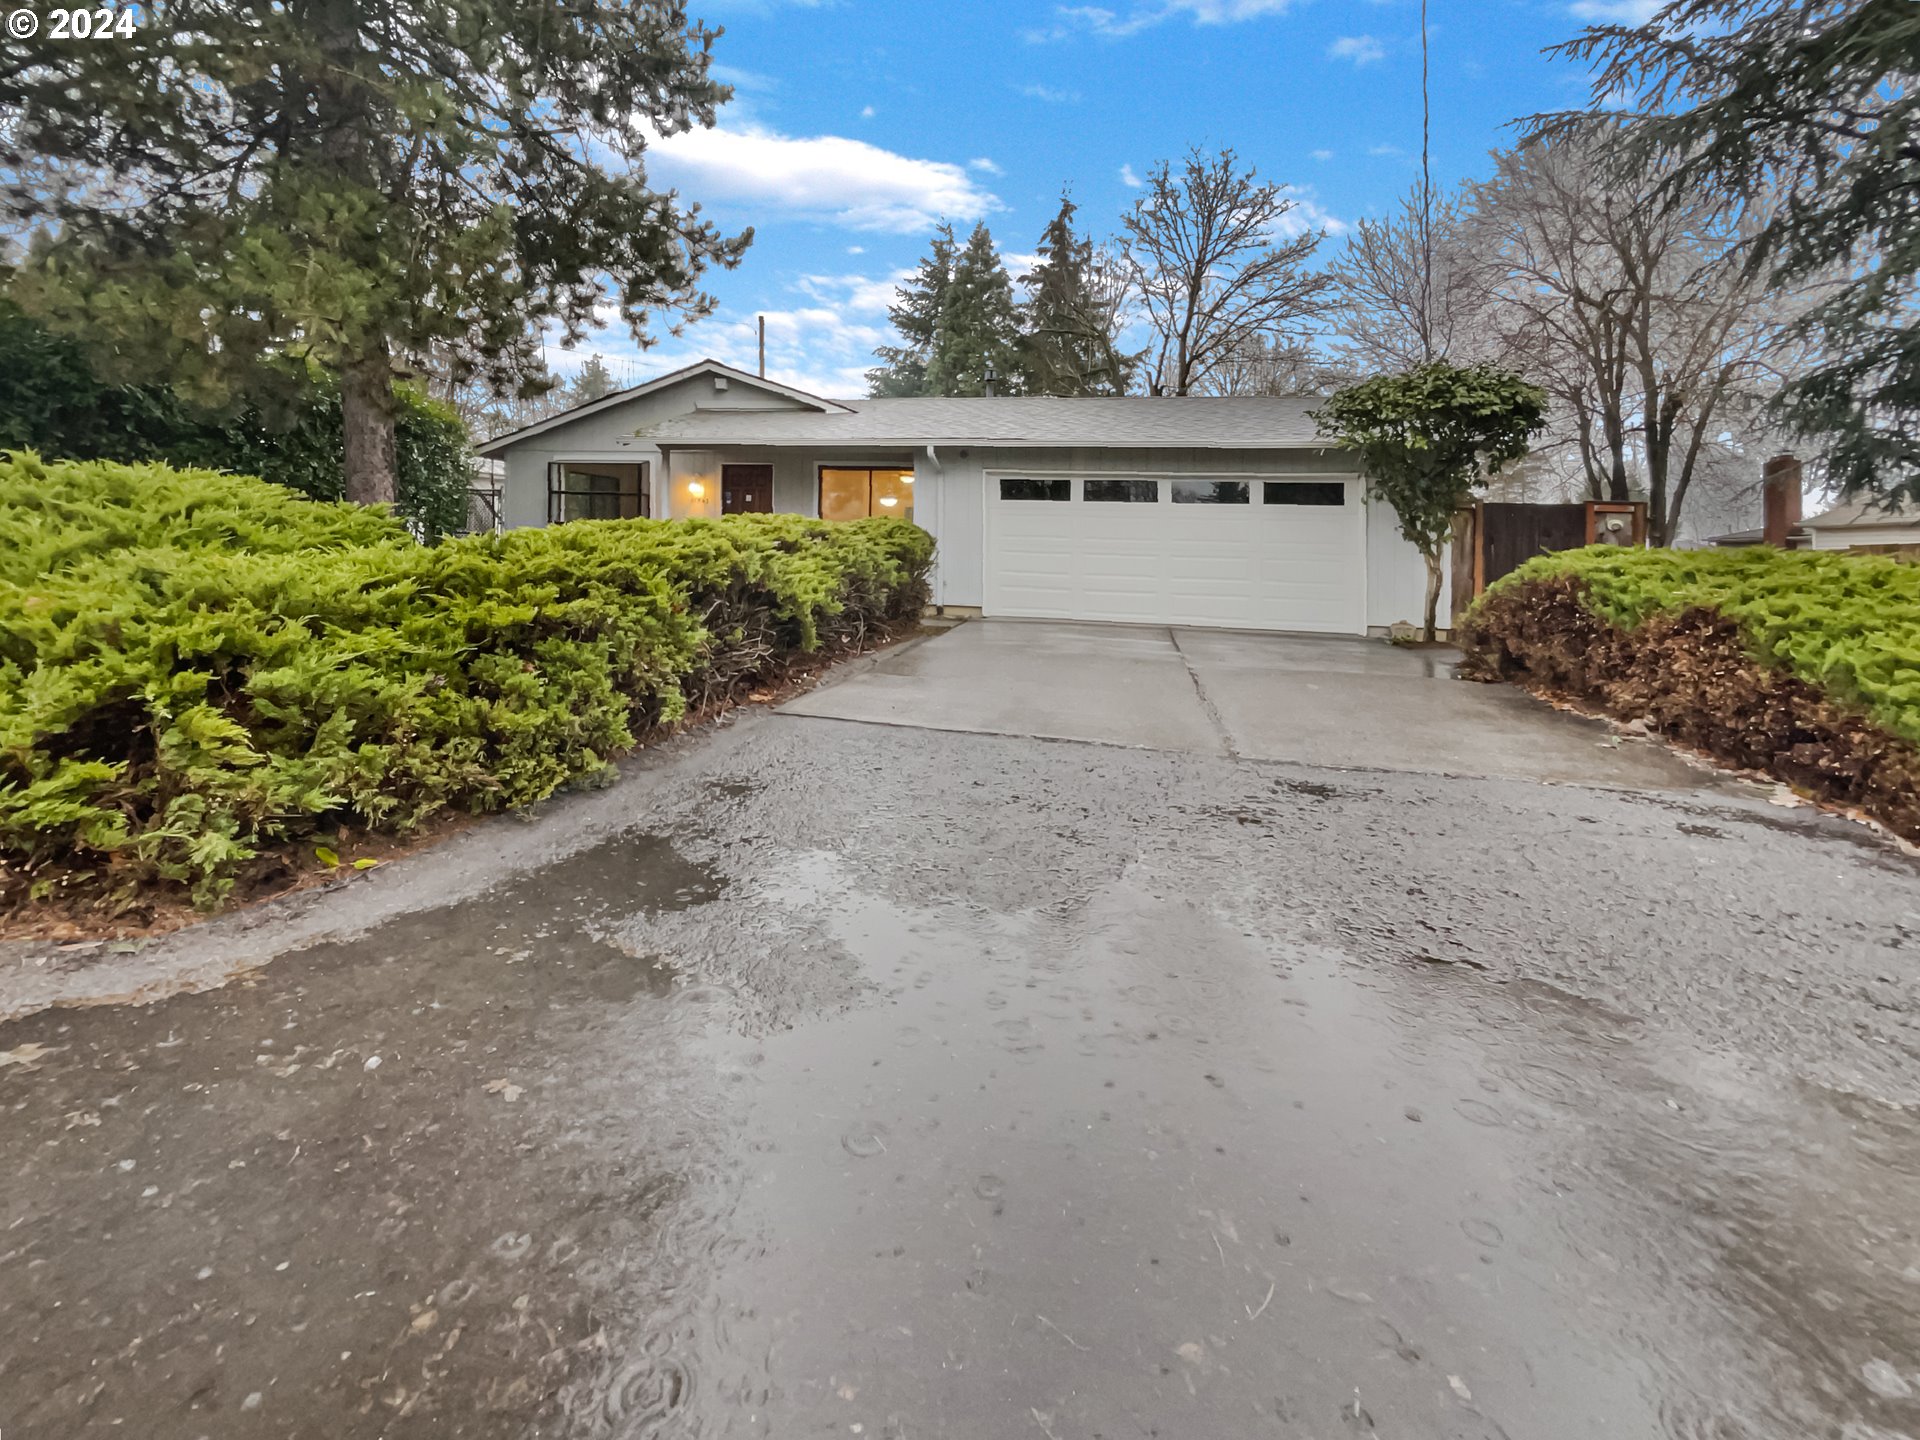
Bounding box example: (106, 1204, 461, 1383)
(1314, 362, 1548, 641)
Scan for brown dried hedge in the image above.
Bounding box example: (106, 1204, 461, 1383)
(1460, 570, 1920, 842)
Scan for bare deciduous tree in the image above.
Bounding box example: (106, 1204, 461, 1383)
(1468, 139, 1805, 544)
(1120, 148, 1333, 396)
(1325, 185, 1486, 372)
(1210, 334, 1352, 397)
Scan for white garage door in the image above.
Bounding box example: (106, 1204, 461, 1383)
(985, 474, 1366, 634)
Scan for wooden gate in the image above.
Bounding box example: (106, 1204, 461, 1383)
(1452, 501, 1647, 620)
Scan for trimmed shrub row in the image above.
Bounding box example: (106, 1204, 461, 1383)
(1, 454, 934, 908)
(1460, 546, 1920, 839)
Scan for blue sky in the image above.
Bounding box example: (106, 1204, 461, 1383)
(553, 0, 1649, 397)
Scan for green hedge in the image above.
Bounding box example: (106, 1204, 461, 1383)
(0, 454, 933, 906)
(1474, 545, 1920, 745)
(0, 296, 473, 539)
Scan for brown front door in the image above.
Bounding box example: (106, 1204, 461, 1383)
(721, 465, 774, 515)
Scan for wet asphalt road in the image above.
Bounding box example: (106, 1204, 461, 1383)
(3, 697, 1920, 1438)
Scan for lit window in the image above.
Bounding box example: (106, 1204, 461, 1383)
(821, 467, 915, 521)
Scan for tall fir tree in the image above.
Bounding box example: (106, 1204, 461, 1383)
(568, 355, 619, 407)
(867, 223, 956, 397)
(925, 224, 1025, 397)
(0, 0, 748, 506)
(1019, 195, 1135, 396)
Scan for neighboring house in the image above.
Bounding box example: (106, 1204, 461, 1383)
(1801, 496, 1920, 551)
(1703, 525, 1810, 550)
(475, 357, 1442, 636)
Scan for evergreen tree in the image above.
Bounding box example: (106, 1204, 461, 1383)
(0, 0, 749, 507)
(868, 224, 956, 397)
(926, 224, 1025, 397)
(569, 355, 619, 407)
(1019, 194, 1135, 396)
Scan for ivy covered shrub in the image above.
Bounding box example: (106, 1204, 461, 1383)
(1460, 545, 1920, 838)
(0, 454, 933, 909)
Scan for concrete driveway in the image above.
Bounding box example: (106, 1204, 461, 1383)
(782, 618, 1710, 789)
(6, 623, 1913, 1439)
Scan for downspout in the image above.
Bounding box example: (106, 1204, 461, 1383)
(924, 443, 945, 610)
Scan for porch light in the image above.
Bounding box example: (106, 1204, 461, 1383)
(687, 481, 706, 498)
(879, 496, 898, 507)
(902, 475, 913, 484)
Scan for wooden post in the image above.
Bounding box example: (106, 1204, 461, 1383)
(1763, 455, 1803, 547)
(1471, 502, 1486, 598)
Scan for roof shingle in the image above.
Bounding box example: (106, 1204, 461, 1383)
(638, 395, 1332, 449)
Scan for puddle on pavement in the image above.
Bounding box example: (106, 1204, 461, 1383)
(5, 830, 1920, 1438)
(0, 829, 736, 1438)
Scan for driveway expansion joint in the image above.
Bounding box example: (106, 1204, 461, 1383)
(1169, 626, 1239, 759)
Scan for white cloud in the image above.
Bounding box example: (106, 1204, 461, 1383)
(643, 123, 1001, 232)
(860, 104, 876, 119)
(549, 293, 896, 402)
(1016, 82, 1083, 103)
(846, 244, 866, 255)
(1367, 143, 1405, 157)
(1274, 189, 1349, 239)
(1026, 0, 1296, 41)
(794, 269, 916, 316)
(710, 65, 777, 94)
(1569, 0, 1661, 18)
(1119, 163, 1145, 188)
(1311, 148, 1334, 162)
(1328, 34, 1385, 65)
(969, 157, 1005, 176)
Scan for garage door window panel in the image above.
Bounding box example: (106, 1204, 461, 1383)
(1264, 481, 1347, 506)
(1000, 477, 1070, 501)
(1172, 480, 1250, 505)
(1085, 479, 1160, 503)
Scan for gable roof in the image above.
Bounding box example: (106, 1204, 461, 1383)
(473, 358, 851, 456)
(1803, 495, 1920, 530)
(640, 394, 1333, 450)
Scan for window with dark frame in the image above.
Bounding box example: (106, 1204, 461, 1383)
(999, 477, 1070, 501)
(1263, 481, 1347, 506)
(547, 461, 649, 523)
(1084, 479, 1160, 503)
(1171, 479, 1250, 505)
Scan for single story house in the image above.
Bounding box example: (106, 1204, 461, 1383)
(475, 358, 1444, 636)
(1801, 496, 1920, 551)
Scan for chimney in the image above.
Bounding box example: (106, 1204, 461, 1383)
(757, 315, 766, 378)
(1762, 454, 1803, 547)
(982, 358, 998, 398)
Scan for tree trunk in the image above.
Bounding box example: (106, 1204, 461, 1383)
(1423, 550, 1443, 643)
(341, 343, 398, 508)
